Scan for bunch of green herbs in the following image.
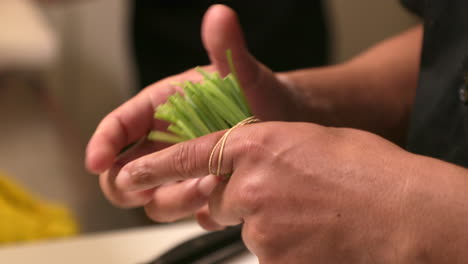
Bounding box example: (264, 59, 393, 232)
(148, 50, 252, 144)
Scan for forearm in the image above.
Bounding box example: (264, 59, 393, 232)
(279, 25, 423, 143)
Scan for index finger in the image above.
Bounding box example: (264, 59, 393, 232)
(114, 129, 227, 191)
(114, 121, 261, 192)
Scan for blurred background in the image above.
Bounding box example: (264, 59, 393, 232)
(0, 0, 418, 243)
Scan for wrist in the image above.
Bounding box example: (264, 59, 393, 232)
(399, 154, 468, 263)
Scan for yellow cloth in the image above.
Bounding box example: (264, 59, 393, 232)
(0, 171, 78, 244)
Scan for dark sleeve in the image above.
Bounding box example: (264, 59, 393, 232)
(400, 0, 425, 17)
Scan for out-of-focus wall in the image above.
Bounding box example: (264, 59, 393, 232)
(1, 0, 145, 233)
(40, 0, 136, 142)
(327, 0, 419, 62)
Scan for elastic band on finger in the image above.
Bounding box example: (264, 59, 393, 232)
(208, 116, 260, 177)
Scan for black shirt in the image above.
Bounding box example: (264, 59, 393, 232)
(132, 1, 329, 88)
(401, 0, 468, 167)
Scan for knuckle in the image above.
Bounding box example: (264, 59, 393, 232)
(124, 161, 153, 187)
(243, 220, 279, 254)
(235, 179, 265, 214)
(172, 143, 200, 179)
(241, 139, 265, 158)
(232, 135, 265, 163)
(231, 126, 274, 161)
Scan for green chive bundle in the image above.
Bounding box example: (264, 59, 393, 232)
(148, 50, 253, 144)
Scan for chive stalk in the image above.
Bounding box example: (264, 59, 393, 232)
(149, 50, 253, 144)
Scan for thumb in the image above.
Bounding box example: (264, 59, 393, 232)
(201, 4, 260, 87)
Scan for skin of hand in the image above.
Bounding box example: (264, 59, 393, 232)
(111, 122, 468, 264)
(86, 5, 307, 212)
(85, 4, 298, 176)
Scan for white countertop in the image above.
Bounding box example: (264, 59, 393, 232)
(0, 220, 257, 264)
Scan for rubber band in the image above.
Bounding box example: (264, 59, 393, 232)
(208, 116, 260, 177)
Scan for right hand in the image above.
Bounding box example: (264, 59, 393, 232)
(85, 4, 302, 209)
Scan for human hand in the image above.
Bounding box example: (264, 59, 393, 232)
(85, 4, 299, 175)
(86, 4, 304, 210)
(108, 121, 468, 263)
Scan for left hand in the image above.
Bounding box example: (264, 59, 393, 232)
(105, 122, 468, 264)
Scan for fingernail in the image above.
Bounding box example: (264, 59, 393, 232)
(198, 175, 219, 196)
